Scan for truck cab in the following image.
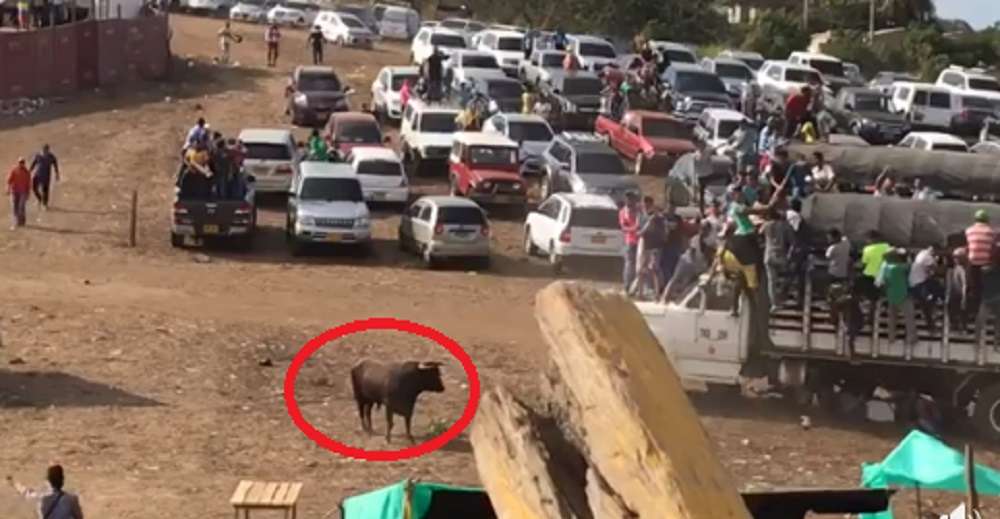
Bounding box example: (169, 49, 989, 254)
(447, 132, 527, 207)
(595, 110, 696, 175)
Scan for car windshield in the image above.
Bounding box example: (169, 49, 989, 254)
(244, 142, 291, 160)
(390, 73, 419, 91)
(440, 20, 466, 30)
(642, 118, 688, 138)
(570, 207, 619, 229)
(431, 33, 466, 47)
(419, 113, 458, 132)
(356, 159, 402, 176)
(508, 121, 553, 142)
(675, 71, 726, 94)
(298, 73, 342, 92)
(467, 22, 485, 32)
(497, 36, 522, 51)
(300, 178, 363, 201)
(468, 145, 517, 166)
(854, 93, 891, 111)
(561, 77, 602, 96)
(715, 63, 751, 80)
(439, 206, 486, 224)
(809, 59, 843, 77)
(970, 78, 1000, 93)
(576, 152, 626, 174)
(664, 50, 695, 63)
(341, 16, 364, 28)
(717, 120, 739, 139)
(786, 69, 822, 84)
(741, 58, 763, 70)
(338, 122, 381, 143)
(384, 9, 407, 21)
(934, 143, 968, 153)
(461, 55, 499, 68)
(579, 42, 615, 58)
(541, 53, 564, 67)
(487, 81, 523, 98)
(963, 96, 994, 110)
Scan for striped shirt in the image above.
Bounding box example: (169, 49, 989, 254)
(966, 223, 995, 267)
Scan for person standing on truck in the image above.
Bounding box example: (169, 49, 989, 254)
(965, 210, 994, 323)
(825, 228, 851, 285)
(948, 248, 970, 332)
(632, 197, 666, 300)
(876, 248, 917, 346)
(307, 25, 324, 65)
(859, 231, 891, 326)
(185, 118, 210, 152)
(29, 144, 60, 211)
(264, 23, 281, 67)
(784, 86, 812, 139)
(425, 46, 445, 102)
(619, 192, 642, 296)
(7, 157, 31, 230)
(761, 209, 794, 311)
(909, 245, 942, 335)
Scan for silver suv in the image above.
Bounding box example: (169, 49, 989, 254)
(539, 132, 641, 203)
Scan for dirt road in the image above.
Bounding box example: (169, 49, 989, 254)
(0, 14, 995, 519)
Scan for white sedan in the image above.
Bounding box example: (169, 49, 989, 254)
(523, 193, 624, 272)
(266, 2, 317, 27)
(229, 0, 267, 21)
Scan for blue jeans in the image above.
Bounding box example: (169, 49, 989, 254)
(659, 244, 683, 286)
(623, 243, 638, 293)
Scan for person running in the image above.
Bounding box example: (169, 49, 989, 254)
(29, 144, 60, 210)
(7, 465, 85, 519)
(307, 25, 324, 65)
(217, 21, 241, 65)
(7, 157, 31, 229)
(264, 23, 281, 67)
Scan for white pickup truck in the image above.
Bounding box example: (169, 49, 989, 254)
(636, 271, 1000, 440)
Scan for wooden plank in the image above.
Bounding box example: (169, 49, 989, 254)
(281, 483, 303, 506)
(532, 282, 752, 519)
(230, 480, 254, 505)
(259, 482, 280, 505)
(270, 482, 291, 507)
(244, 481, 269, 506)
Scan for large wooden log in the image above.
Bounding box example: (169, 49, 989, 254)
(470, 281, 752, 519)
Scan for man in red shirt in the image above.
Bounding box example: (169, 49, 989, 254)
(7, 157, 31, 229)
(619, 192, 641, 295)
(784, 85, 812, 138)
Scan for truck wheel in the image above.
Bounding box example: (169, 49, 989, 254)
(633, 155, 645, 176)
(170, 232, 184, 248)
(973, 383, 1000, 441)
(523, 227, 538, 256)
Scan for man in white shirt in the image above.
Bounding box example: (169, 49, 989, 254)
(825, 228, 850, 283)
(911, 177, 939, 201)
(909, 245, 940, 334)
(810, 151, 836, 193)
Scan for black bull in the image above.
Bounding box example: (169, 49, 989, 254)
(350, 359, 445, 443)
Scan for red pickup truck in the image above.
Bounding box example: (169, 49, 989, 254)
(595, 110, 696, 175)
(448, 132, 527, 208)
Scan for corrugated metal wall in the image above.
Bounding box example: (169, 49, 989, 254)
(0, 15, 169, 99)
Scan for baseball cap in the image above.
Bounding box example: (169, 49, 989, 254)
(975, 209, 989, 223)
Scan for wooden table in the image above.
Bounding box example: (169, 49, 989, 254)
(230, 480, 303, 519)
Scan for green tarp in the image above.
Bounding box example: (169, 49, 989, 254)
(341, 480, 485, 519)
(861, 430, 1000, 519)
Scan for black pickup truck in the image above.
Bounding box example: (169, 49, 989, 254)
(170, 164, 258, 249)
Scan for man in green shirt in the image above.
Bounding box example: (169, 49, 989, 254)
(876, 248, 916, 347)
(859, 231, 890, 326)
(307, 129, 329, 161)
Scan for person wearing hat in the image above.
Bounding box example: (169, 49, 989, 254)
(966, 209, 995, 321)
(6, 157, 31, 229)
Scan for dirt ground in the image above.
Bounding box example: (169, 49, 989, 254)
(0, 14, 997, 518)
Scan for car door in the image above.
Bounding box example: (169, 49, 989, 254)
(620, 114, 642, 158)
(399, 200, 420, 245)
(414, 203, 435, 245)
(532, 197, 561, 250)
(924, 91, 954, 128)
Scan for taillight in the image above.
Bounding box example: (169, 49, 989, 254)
(434, 224, 444, 235)
(173, 203, 188, 215)
(275, 166, 292, 175)
(234, 202, 252, 215)
(559, 228, 571, 243)
(481, 225, 490, 237)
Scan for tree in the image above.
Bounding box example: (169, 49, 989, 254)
(880, 0, 935, 27)
(741, 10, 809, 60)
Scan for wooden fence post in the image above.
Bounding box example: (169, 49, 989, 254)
(128, 189, 138, 247)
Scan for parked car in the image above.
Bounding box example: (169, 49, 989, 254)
(171, 164, 256, 249)
(539, 132, 640, 202)
(662, 63, 732, 122)
(565, 34, 617, 72)
(285, 162, 372, 255)
(285, 65, 353, 126)
(826, 87, 909, 145)
(692, 108, 745, 151)
(519, 49, 566, 87)
(398, 196, 491, 268)
(332, 4, 378, 34)
(470, 76, 524, 113)
(649, 40, 697, 64)
(888, 82, 961, 132)
(399, 99, 461, 175)
(896, 131, 970, 153)
(229, 0, 268, 21)
(187, 0, 234, 14)
(347, 146, 410, 204)
(716, 49, 764, 71)
(447, 132, 527, 209)
(951, 95, 998, 138)
(788, 51, 850, 94)
(523, 193, 624, 272)
(539, 72, 604, 131)
(370, 65, 420, 121)
(238, 128, 301, 194)
(411, 26, 467, 65)
(700, 57, 754, 101)
(446, 50, 506, 90)
(324, 112, 388, 159)
(474, 29, 525, 77)
(756, 60, 823, 111)
(315, 11, 376, 48)
(266, 2, 317, 26)
(870, 71, 918, 95)
(373, 4, 418, 39)
(935, 65, 1000, 109)
(482, 113, 554, 176)
(595, 110, 695, 175)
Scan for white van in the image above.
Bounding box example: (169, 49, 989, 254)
(694, 108, 745, 151)
(376, 5, 419, 40)
(888, 82, 960, 131)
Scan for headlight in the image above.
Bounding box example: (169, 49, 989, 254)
(480, 181, 493, 190)
(861, 118, 875, 127)
(294, 93, 308, 106)
(298, 215, 315, 226)
(354, 217, 370, 228)
(512, 182, 523, 191)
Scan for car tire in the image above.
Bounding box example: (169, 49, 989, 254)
(397, 230, 408, 251)
(523, 227, 538, 256)
(170, 232, 184, 248)
(421, 246, 435, 268)
(633, 154, 644, 176)
(290, 239, 306, 257)
(478, 256, 491, 271)
(541, 174, 558, 199)
(548, 242, 563, 274)
(234, 234, 253, 252)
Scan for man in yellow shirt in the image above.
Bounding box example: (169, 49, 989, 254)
(859, 230, 890, 325)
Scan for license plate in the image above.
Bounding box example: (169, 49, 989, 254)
(203, 224, 219, 234)
(370, 192, 385, 200)
(591, 235, 606, 244)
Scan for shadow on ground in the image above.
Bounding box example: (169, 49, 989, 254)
(0, 369, 161, 408)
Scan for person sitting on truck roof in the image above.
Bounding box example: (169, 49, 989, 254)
(876, 248, 917, 347)
(810, 151, 836, 193)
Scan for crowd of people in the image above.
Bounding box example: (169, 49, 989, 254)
(178, 118, 249, 200)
